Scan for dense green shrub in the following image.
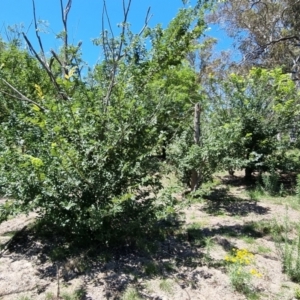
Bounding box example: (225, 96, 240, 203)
(0, 4, 208, 245)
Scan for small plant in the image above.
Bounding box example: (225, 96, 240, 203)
(56, 287, 86, 300)
(205, 236, 215, 253)
(261, 170, 280, 196)
(228, 263, 253, 294)
(159, 279, 174, 294)
(121, 287, 141, 300)
(273, 210, 300, 282)
(17, 296, 31, 300)
(281, 226, 300, 282)
(45, 292, 55, 300)
(295, 287, 300, 299)
(247, 185, 264, 201)
(225, 248, 262, 297)
(143, 261, 159, 276)
(242, 235, 256, 244)
(257, 245, 272, 254)
(296, 175, 300, 202)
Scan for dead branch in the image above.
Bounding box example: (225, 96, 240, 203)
(22, 32, 68, 100)
(31, 0, 46, 63)
(51, 49, 64, 67)
(138, 7, 153, 36)
(60, 0, 72, 77)
(103, 0, 132, 107)
(103, 0, 115, 60)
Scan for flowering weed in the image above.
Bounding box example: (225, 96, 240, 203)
(225, 248, 262, 297)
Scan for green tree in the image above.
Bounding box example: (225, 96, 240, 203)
(205, 67, 299, 179)
(0, 1, 209, 243)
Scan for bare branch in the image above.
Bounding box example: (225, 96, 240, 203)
(118, 0, 132, 60)
(101, 3, 113, 60)
(22, 32, 68, 100)
(60, 0, 72, 77)
(32, 0, 46, 63)
(264, 35, 300, 47)
(103, 0, 132, 107)
(51, 49, 63, 67)
(0, 79, 46, 111)
(138, 7, 153, 36)
(103, 1, 115, 42)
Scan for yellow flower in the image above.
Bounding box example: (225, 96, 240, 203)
(250, 269, 262, 278)
(224, 248, 254, 265)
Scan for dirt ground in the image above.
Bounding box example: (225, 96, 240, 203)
(0, 177, 300, 300)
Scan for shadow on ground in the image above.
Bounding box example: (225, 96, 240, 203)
(1, 208, 279, 299)
(1, 214, 211, 299)
(0, 181, 275, 299)
(202, 187, 270, 216)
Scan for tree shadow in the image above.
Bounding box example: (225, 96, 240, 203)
(202, 187, 270, 216)
(2, 212, 282, 299)
(1, 210, 246, 299)
(1, 206, 277, 299)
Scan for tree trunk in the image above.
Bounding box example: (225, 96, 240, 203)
(190, 103, 201, 191)
(245, 167, 253, 181)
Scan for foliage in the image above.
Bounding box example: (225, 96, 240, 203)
(281, 225, 300, 282)
(227, 263, 253, 294)
(209, 0, 300, 80)
(295, 287, 300, 300)
(261, 170, 280, 196)
(296, 175, 300, 202)
(205, 67, 299, 178)
(0, 2, 209, 245)
(272, 212, 300, 282)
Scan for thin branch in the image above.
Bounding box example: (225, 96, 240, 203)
(118, 0, 132, 60)
(250, 0, 268, 11)
(32, 0, 46, 63)
(0, 79, 46, 111)
(101, 3, 113, 60)
(101, 5, 109, 63)
(264, 35, 300, 47)
(51, 49, 63, 66)
(138, 7, 153, 36)
(60, 0, 72, 77)
(103, 1, 115, 41)
(22, 32, 68, 100)
(103, 0, 132, 107)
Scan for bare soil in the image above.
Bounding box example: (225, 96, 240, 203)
(0, 176, 300, 300)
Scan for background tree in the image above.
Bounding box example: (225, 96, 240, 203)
(205, 67, 299, 180)
(208, 0, 300, 84)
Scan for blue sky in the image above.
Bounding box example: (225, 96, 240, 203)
(0, 0, 234, 66)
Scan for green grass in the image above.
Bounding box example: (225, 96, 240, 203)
(17, 296, 31, 300)
(257, 245, 272, 254)
(241, 235, 256, 244)
(61, 288, 86, 300)
(143, 261, 160, 276)
(121, 287, 141, 300)
(246, 187, 264, 201)
(43, 287, 86, 300)
(186, 222, 205, 246)
(2, 230, 18, 237)
(295, 287, 300, 299)
(159, 279, 174, 294)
